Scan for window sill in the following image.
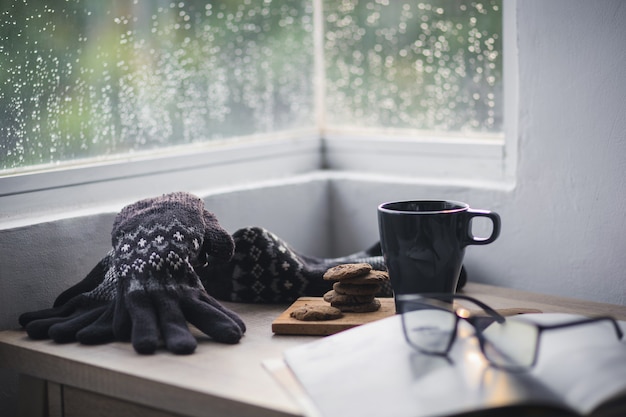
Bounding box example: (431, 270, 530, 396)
(0, 122, 519, 230)
(0, 130, 321, 227)
(322, 128, 507, 183)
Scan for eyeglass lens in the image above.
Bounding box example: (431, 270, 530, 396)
(401, 305, 457, 354)
(400, 298, 540, 370)
(480, 318, 539, 369)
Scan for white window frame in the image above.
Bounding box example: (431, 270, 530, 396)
(0, 1, 517, 225)
(321, 0, 517, 186)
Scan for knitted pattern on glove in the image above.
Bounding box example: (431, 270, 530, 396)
(202, 226, 391, 303)
(110, 192, 244, 354)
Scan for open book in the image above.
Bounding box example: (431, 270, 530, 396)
(272, 313, 626, 417)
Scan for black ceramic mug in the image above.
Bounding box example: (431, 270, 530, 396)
(378, 200, 501, 305)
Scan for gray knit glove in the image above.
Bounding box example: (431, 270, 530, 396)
(110, 192, 245, 354)
(18, 250, 118, 344)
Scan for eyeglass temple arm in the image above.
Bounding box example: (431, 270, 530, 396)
(540, 316, 624, 340)
(459, 296, 507, 324)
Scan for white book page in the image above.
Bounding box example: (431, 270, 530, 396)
(283, 314, 599, 417)
(521, 314, 626, 415)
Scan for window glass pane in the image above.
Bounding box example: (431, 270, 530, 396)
(1, 0, 503, 174)
(1, 0, 315, 171)
(323, 0, 502, 133)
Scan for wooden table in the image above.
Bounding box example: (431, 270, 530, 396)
(1, 283, 625, 417)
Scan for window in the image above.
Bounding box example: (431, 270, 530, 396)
(1, 0, 315, 172)
(322, 0, 502, 133)
(1, 0, 504, 175)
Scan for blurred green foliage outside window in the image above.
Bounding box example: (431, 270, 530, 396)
(0, 0, 501, 172)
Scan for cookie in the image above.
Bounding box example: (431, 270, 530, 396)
(333, 281, 381, 296)
(333, 298, 381, 313)
(323, 289, 376, 305)
(290, 305, 344, 321)
(340, 270, 390, 285)
(323, 263, 372, 281)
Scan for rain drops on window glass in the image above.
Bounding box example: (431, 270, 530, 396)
(0, 0, 502, 172)
(0, 0, 315, 170)
(323, 0, 502, 133)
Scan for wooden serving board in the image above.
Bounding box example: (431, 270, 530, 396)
(271, 297, 396, 336)
(271, 297, 543, 336)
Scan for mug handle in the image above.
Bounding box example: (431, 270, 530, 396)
(464, 209, 501, 245)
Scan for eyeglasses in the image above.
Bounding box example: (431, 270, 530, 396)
(396, 293, 623, 372)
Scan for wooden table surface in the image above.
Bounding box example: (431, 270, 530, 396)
(1, 283, 625, 417)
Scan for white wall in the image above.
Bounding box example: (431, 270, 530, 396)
(486, 0, 625, 303)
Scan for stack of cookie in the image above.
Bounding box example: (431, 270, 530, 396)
(322, 263, 389, 313)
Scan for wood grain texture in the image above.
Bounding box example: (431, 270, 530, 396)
(461, 283, 626, 321)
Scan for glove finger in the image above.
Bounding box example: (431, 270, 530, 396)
(154, 294, 197, 355)
(49, 305, 108, 343)
(197, 291, 246, 333)
(19, 297, 81, 328)
(24, 314, 79, 340)
(53, 253, 112, 307)
(126, 290, 160, 354)
(77, 303, 116, 345)
(112, 295, 132, 342)
(181, 296, 243, 344)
